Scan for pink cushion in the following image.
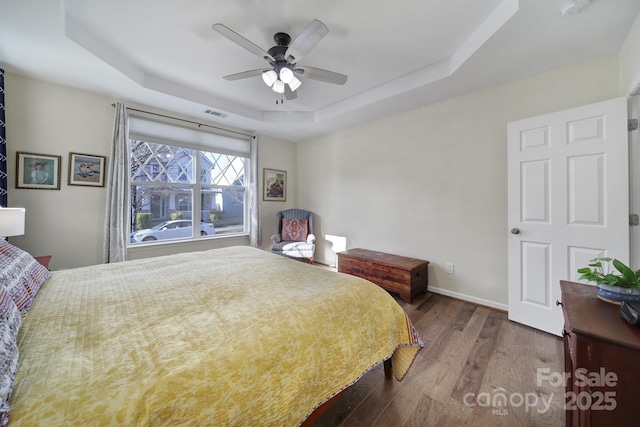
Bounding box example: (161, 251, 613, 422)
(281, 218, 308, 242)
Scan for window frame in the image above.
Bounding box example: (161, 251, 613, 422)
(128, 138, 250, 246)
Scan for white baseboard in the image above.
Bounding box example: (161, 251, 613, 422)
(316, 258, 335, 268)
(427, 285, 508, 312)
(328, 258, 508, 312)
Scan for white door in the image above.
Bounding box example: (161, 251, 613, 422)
(630, 95, 640, 269)
(507, 97, 629, 336)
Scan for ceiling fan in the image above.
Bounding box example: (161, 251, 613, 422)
(212, 19, 348, 101)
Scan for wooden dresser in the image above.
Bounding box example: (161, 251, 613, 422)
(337, 248, 428, 303)
(35, 255, 52, 270)
(559, 280, 640, 427)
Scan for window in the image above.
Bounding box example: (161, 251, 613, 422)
(128, 116, 251, 245)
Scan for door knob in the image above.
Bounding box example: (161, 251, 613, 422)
(510, 228, 520, 234)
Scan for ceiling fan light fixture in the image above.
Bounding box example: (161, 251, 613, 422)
(272, 79, 285, 94)
(214, 19, 347, 101)
(288, 76, 302, 91)
(279, 67, 294, 84)
(262, 70, 277, 86)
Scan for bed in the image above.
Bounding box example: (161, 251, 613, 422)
(1, 243, 422, 426)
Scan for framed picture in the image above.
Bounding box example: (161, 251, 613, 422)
(16, 151, 61, 190)
(263, 168, 287, 201)
(68, 152, 107, 187)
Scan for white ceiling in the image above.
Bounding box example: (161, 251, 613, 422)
(1, 0, 639, 142)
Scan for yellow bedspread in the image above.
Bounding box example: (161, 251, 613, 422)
(9, 246, 422, 426)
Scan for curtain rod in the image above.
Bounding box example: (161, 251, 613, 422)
(111, 103, 255, 138)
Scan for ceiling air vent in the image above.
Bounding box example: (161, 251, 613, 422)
(204, 109, 227, 118)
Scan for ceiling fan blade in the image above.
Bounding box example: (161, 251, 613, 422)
(284, 85, 298, 100)
(223, 69, 266, 81)
(285, 19, 328, 63)
(213, 23, 274, 62)
(296, 66, 348, 85)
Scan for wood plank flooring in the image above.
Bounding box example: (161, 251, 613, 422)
(311, 292, 565, 427)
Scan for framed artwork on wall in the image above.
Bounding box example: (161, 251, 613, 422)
(263, 168, 286, 201)
(68, 152, 107, 187)
(16, 151, 61, 190)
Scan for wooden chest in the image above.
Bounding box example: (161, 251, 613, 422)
(337, 248, 428, 303)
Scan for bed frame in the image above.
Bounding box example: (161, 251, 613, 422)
(300, 359, 392, 425)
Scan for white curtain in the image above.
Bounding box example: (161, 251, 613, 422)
(249, 135, 260, 247)
(102, 103, 130, 263)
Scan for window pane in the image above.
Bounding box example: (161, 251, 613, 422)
(128, 137, 249, 246)
(200, 152, 245, 186)
(202, 188, 245, 235)
(131, 141, 194, 183)
(130, 185, 196, 243)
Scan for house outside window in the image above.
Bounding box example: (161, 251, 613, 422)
(128, 139, 248, 244)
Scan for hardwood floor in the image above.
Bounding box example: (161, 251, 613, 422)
(311, 292, 565, 427)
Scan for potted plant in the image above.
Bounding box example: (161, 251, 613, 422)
(578, 257, 640, 304)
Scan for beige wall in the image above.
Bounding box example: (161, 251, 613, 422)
(297, 55, 620, 308)
(6, 74, 112, 270)
(619, 11, 640, 95)
(5, 73, 296, 270)
(256, 134, 298, 251)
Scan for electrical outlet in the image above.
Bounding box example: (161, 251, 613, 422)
(446, 263, 454, 274)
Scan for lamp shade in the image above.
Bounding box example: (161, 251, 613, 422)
(262, 70, 277, 86)
(272, 80, 285, 94)
(0, 207, 26, 237)
(279, 67, 294, 84)
(288, 76, 302, 91)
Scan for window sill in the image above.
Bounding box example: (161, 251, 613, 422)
(127, 233, 250, 257)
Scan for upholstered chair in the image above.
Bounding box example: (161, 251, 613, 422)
(271, 209, 316, 263)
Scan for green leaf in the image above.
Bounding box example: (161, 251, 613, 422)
(633, 274, 640, 289)
(613, 259, 635, 282)
(604, 274, 620, 286)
